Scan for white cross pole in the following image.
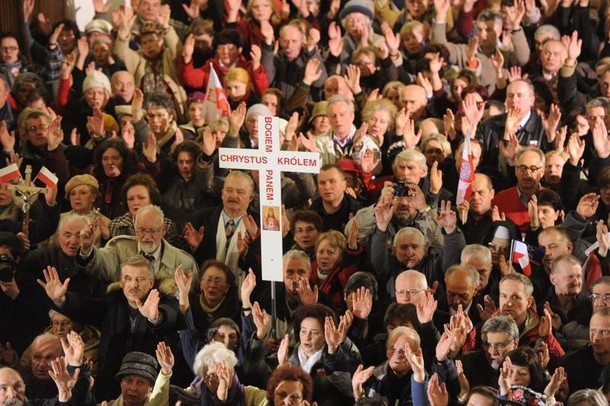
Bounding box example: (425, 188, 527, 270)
(219, 116, 320, 281)
(219, 116, 320, 337)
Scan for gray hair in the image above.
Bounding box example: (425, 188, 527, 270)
(134, 204, 165, 226)
(394, 149, 426, 169)
(461, 244, 492, 266)
(58, 214, 88, 233)
(476, 9, 502, 28)
(481, 315, 519, 341)
(121, 255, 154, 278)
(534, 25, 560, 41)
(500, 273, 534, 298)
(444, 264, 480, 287)
(393, 227, 425, 249)
(193, 342, 238, 376)
(515, 146, 545, 167)
(283, 249, 311, 268)
(387, 326, 421, 349)
(421, 133, 452, 158)
(326, 95, 355, 114)
(586, 97, 610, 115)
(567, 389, 609, 406)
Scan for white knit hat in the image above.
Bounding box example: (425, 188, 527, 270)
(82, 71, 111, 95)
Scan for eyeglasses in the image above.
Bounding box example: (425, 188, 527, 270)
(203, 277, 226, 285)
(135, 227, 163, 236)
(516, 165, 543, 173)
(591, 293, 610, 302)
(1, 46, 18, 52)
(27, 124, 49, 132)
(295, 226, 316, 234)
(275, 389, 303, 403)
(483, 340, 512, 350)
(395, 288, 426, 297)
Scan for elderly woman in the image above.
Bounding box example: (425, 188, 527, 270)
(182, 342, 267, 405)
(62, 174, 111, 243)
(355, 99, 399, 176)
(108, 173, 182, 248)
(420, 133, 452, 168)
(337, 0, 385, 67)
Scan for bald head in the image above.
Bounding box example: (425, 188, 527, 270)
(401, 85, 427, 120)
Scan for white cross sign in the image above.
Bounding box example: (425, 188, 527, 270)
(219, 116, 321, 281)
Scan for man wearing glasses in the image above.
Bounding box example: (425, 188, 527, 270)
(492, 147, 546, 232)
(460, 315, 518, 389)
(78, 204, 199, 293)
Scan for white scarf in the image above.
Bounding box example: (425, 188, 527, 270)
(215, 216, 246, 278)
(298, 345, 323, 374)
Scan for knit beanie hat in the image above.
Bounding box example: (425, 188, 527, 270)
(115, 351, 158, 384)
(82, 71, 111, 95)
(339, 0, 375, 21)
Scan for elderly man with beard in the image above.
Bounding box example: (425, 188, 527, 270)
(78, 205, 198, 294)
(543, 254, 591, 350)
(38, 255, 187, 401)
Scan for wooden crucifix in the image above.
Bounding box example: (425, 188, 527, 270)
(8, 165, 45, 235)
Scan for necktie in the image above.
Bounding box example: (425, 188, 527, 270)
(141, 251, 155, 264)
(225, 220, 235, 249)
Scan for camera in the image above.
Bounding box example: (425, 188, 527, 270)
(0, 255, 17, 283)
(394, 181, 406, 197)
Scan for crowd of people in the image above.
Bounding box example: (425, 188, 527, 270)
(1, 0, 610, 404)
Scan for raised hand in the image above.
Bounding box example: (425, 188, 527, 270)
(566, 133, 585, 165)
(228, 102, 247, 136)
(0, 121, 15, 152)
(216, 361, 231, 401)
(48, 116, 64, 152)
(250, 44, 262, 70)
(443, 109, 457, 140)
(277, 334, 290, 366)
(429, 161, 443, 195)
(351, 287, 373, 319)
(344, 64, 362, 96)
(240, 268, 256, 308)
(592, 118, 610, 158)
(490, 48, 505, 72)
(491, 205, 506, 222)
(0, 342, 16, 366)
(499, 132, 520, 164)
(352, 122, 368, 150)
(538, 306, 552, 338)
(142, 132, 158, 163)
(93, 0, 113, 13)
(416, 291, 438, 324)
(298, 132, 317, 152)
(476, 294, 497, 321)
(541, 104, 562, 142)
(174, 265, 193, 309)
(182, 34, 195, 64)
(374, 199, 395, 232)
(352, 364, 374, 399)
(295, 280, 319, 305)
(37, 266, 69, 307)
(403, 118, 422, 150)
(435, 329, 455, 362)
(455, 360, 470, 401)
(23, 0, 34, 23)
(544, 366, 566, 399)
(324, 316, 345, 354)
(157, 4, 171, 28)
(136, 289, 160, 322)
(462, 93, 484, 132)
(49, 357, 80, 402)
(156, 341, 174, 375)
(131, 88, 144, 122)
(303, 58, 323, 86)
(121, 121, 135, 149)
(435, 200, 457, 233)
(61, 331, 85, 367)
(427, 373, 449, 406)
(564, 31, 582, 62)
(182, 0, 203, 20)
(576, 193, 600, 219)
(405, 345, 425, 382)
(253, 301, 271, 339)
(87, 107, 105, 138)
(498, 357, 512, 395)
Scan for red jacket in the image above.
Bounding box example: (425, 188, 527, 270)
(309, 262, 358, 311)
(178, 56, 268, 96)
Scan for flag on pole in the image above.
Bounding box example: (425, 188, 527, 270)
(0, 164, 20, 183)
(456, 135, 475, 205)
(510, 240, 543, 276)
(202, 64, 230, 123)
(35, 166, 58, 189)
(511, 240, 531, 276)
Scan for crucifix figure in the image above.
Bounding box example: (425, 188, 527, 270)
(8, 165, 45, 235)
(219, 116, 320, 336)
